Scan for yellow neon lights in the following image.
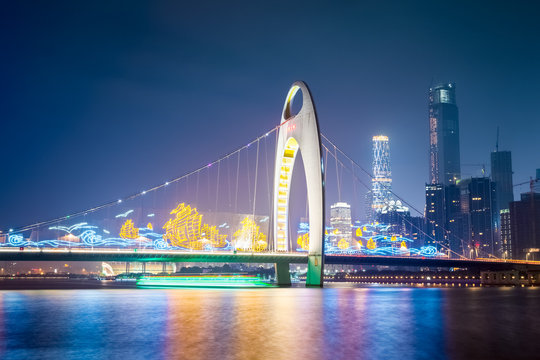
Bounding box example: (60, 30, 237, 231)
(147, 223, 153, 230)
(367, 238, 376, 250)
(356, 228, 363, 237)
(163, 203, 227, 250)
(233, 217, 268, 252)
(297, 233, 309, 251)
(276, 137, 300, 251)
(119, 219, 139, 239)
(400, 241, 407, 249)
(338, 238, 349, 250)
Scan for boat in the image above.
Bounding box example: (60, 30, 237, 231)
(136, 274, 275, 288)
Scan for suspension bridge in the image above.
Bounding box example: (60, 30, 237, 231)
(2, 81, 539, 286)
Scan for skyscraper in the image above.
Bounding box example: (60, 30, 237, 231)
(371, 135, 392, 218)
(425, 184, 447, 251)
(330, 202, 352, 247)
(459, 177, 498, 257)
(509, 192, 540, 260)
(491, 150, 514, 211)
(490, 150, 513, 258)
(500, 209, 512, 259)
(429, 83, 461, 185)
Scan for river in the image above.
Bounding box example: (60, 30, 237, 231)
(0, 285, 539, 359)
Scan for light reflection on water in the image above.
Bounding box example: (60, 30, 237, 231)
(0, 286, 539, 360)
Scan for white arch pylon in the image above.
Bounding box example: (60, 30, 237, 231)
(272, 81, 325, 287)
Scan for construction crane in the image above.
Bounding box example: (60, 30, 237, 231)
(514, 177, 540, 192)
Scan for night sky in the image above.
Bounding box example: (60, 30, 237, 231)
(2, 1, 539, 230)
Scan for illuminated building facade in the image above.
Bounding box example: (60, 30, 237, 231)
(371, 135, 392, 218)
(445, 184, 466, 258)
(425, 184, 448, 251)
(500, 209, 512, 259)
(330, 202, 352, 246)
(460, 178, 498, 257)
(429, 83, 461, 185)
(491, 150, 513, 257)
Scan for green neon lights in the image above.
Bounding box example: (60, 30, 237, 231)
(136, 274, 275, 288)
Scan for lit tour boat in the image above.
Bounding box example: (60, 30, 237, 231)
(136, 274, 275, 288)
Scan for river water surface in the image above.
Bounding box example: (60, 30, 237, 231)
(0, 285, 539, 360)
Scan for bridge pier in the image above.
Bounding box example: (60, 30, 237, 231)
(142, 262, 146, 274)
(306, 254, 323, 287)
(125, 262, 130, 274)
(162, 262, 167, 274)
(275, 262, 291, 286)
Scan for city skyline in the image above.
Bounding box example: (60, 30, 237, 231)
(2, 2, 540, 231)
(2, 3, 540, 360)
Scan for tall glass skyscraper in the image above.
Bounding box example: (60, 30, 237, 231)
(429, 83, 461, 185)
(371, 135, 392, 216)
(491, 150, 514, 211)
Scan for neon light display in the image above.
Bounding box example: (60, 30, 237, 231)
(338, 238, 349, 250)
(8, 234, 24, 246)
(49, 222, 97, 233)
(297, 233, 309, 251)
(115, 210, 134, 218)
(293, 221, 445, 257)
(119, 219, 139, 239)
(2, 203, 444, 258)
(0, 203, 232, 251)
(233, 217, 268, 252)
(162, 203, 227, 250)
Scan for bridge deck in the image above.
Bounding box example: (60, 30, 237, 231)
(1, 249, 539, 270)
(0, 248, 308, 264)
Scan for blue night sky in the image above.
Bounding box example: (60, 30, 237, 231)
(1, 1, 539, 229)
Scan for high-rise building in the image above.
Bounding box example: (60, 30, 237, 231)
(330, 202, 352, 246)
(425, 184, 447, 251)
(509, 192, 540, 261)
(491, 150, 514, 211)
(371, 135, 392, 217)
(500, 209, 512, 259)
(490, 150, 513, 259)
(445, 184, 466, 258)
(459, 177, 498, 257)
(403, 216, 426, 246)
(429, 83, 461, 185)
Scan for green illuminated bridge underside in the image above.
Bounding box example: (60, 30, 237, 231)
(1, 249, 539, 271)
